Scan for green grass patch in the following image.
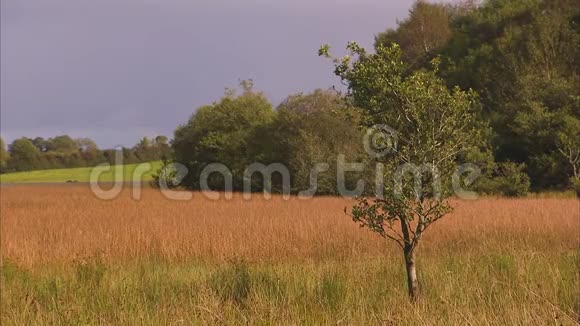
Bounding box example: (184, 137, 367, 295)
(0, 161, 162, 184)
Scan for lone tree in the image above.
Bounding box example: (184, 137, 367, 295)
(320, 42, 481, 301)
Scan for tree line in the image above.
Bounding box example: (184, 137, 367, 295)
(0, 135, 170, 172)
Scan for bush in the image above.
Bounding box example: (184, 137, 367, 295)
(476, 162, 531, 197)
(172, 85, 274, 190)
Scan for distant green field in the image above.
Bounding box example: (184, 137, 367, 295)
(0, 161, 162, 184)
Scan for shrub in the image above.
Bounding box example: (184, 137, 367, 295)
(476, 162, 531, 197)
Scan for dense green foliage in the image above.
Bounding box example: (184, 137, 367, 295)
(171, 83, 275, 190)
(250, 89, 367, 194)
(165, 85, 367, 194)
(376, 0, 580, 191)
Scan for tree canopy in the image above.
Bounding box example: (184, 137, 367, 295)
(373, 0, 579, 192)
(172, 84, 274, 190)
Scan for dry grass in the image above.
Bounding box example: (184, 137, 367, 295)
(1, 185, 578, 266)
(1, 185, 579, 325)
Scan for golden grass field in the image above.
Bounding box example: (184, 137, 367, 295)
(1, 185, 579, 325)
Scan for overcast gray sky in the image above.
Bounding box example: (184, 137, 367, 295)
(1, 0, 416, 148)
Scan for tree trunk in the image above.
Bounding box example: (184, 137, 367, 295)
(404, 248, 419, 301)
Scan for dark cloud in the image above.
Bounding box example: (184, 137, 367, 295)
(1, 0, 414, 148)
